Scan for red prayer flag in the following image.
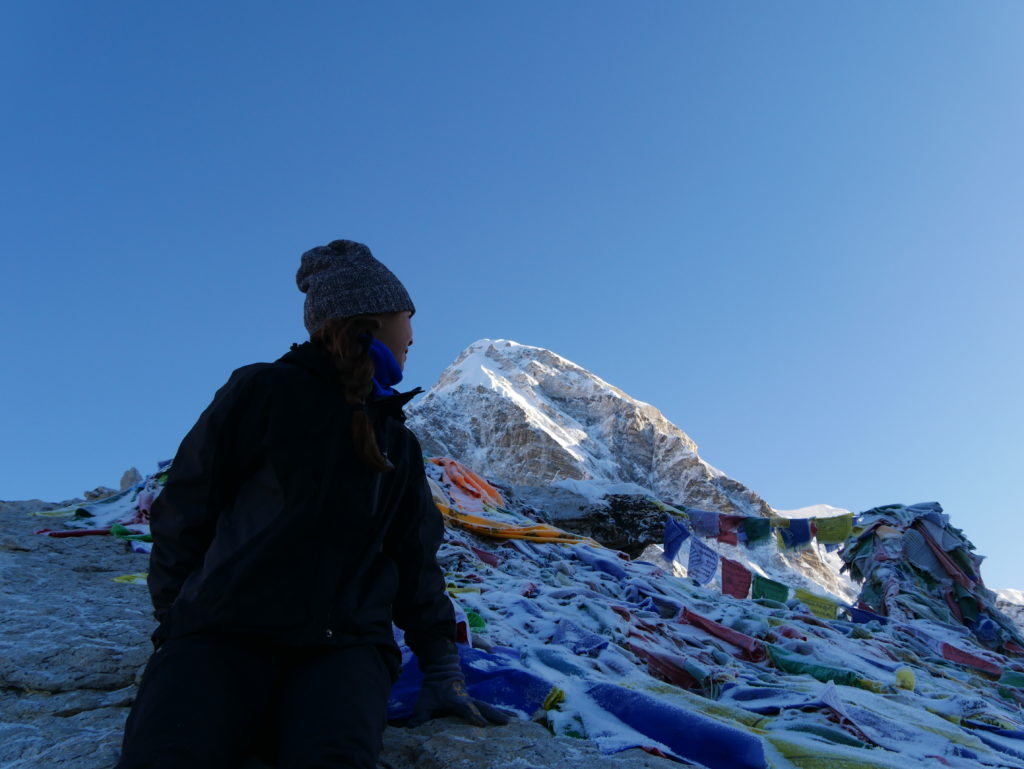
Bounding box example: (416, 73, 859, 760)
(678, 607, 766, 662)
(470, 546, 502, 567)
(940, 642, 1002, 676)
(716, 515, 743, 545)
(628, 639, 700, 689)
(914, 522, 973, 589)
(721, 557, 752, 599)
(36, 527, 112, 538)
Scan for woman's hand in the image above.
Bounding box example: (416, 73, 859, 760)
(407, 654, 512, 727)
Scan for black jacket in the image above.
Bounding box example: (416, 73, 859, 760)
(147, 342, 455, 672)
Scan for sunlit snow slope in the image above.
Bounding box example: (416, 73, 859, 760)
(407, 339, 770, 516)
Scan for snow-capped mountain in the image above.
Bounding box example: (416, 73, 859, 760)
(406, 339, 857, 600)
(998, 589, 1024, 633)
(407, 339, 771, 517)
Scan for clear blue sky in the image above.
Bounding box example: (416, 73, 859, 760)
(2, 2, 1021, 590)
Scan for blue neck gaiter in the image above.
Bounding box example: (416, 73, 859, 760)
(368, 338, 403, 397)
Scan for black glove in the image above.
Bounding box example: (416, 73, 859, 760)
(408, 652, 511, 727)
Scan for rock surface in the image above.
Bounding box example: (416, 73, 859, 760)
(506, 486, 674, 559)
(0, 503, 681, 769)
(119, 469, 142, 492)
(83, 487, 118, 502)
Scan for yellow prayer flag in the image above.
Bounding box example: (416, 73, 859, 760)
(794, 588, 838, 620)
(112, 573, 148, 585)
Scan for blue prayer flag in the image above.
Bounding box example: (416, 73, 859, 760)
(778, 518, 812, 549)
(688, 508, 721, 537)
(845, 605, 889, 625)
(663, 516, 690, 562)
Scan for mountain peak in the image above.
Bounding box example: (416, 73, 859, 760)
(433, 339, 624, 398)
(408, 340, 770, 516)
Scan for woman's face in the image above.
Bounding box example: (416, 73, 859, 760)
(374, 311, 414, 369)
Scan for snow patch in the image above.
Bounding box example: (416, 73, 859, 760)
(550, 478, 657, 505)
(996, 588, 1024, 605)
(771, 503, 851, 519)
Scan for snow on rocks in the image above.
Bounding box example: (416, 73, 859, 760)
(418, 459, 1024, 768)
(406, 339, 771, 516)
(998, 591, 1024, 637)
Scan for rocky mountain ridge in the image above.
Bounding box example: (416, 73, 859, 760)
(407, 339, 771, 517)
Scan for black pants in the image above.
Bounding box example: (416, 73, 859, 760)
(116, 635, 393, 769)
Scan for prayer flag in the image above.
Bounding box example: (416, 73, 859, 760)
(794, 588, 838, 620)
(752, 574, 789, 603)
(999, 671, 1024, 689)
(717, 514, 743, 545)
(812, 513, 853, 544)
(680, 608, 766, 661)
(662, 516, 690, 562)
(687, 537, 718, 586)
(717, 529, 738, 546)
(778, 518, 812, 550)
(939, 642, 1002, 676)
(915, 523, 973, 589)
(845, 606, 889, 625)
(720, 557, 752, 599)
(687, 508, 720, 538)
(902, 529, 947, 580)
(742, 517, 772, 544)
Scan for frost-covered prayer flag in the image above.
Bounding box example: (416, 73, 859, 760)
(846, 605, 888, 625)
(794, 588, 838, 620)
(687, 536, 718, 586)
(720, 557, 752, 599)
(662, 516, 690, 562)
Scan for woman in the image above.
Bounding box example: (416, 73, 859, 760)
(116, 240, 506, 769)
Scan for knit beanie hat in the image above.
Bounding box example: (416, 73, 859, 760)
(296, 240, 415, 335)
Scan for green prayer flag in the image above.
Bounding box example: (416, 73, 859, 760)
(110, 523, 154, 542)
(766, 645, 862, 687)
(999, 671, 1024, 689)
(466, 609, 487, 632)
(813, 514, 853, 544)
(742, 517, 772, 543)
(752, 574, 789, 603)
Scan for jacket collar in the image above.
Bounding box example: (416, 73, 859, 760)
(278, 342, 422, 421)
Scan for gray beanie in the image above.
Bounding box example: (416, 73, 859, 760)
(296, 240, 415, 334)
